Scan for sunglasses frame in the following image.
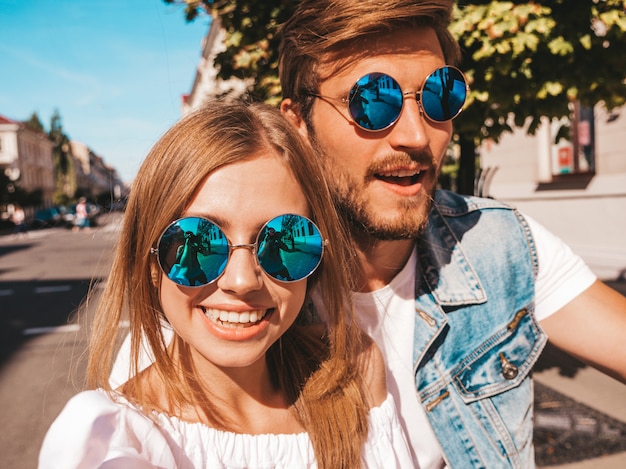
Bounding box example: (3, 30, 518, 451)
(309, 65, 468, 131)
(151, 213, 326, 287)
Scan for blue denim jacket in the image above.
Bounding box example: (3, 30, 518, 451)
(414, 190, 547, 468)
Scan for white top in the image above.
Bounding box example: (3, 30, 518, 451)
(39, 390, 413, 469)
(350, 215, 597, 469)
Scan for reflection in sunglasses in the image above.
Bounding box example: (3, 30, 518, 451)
(154, 214, 324, 287)
(312, 65, 468, 131)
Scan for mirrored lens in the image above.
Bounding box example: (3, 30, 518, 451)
(347, 67, 467, 130)
(156, 214, 324, 287)
(157, 217, 229, 287)
(349, 73, 403, 131)
(257, 214, 323, 282)
(421, 66, 467, 122)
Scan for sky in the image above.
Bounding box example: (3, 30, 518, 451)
(0, 0, 211, 183)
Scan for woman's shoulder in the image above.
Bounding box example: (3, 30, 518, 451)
(39, 389, 177, 469)
(41, 389, 145, 444)
(39, 390, 122, 468)
(55, 389, 123, 419)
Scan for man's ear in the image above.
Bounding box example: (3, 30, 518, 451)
(280, 98, 310, 140)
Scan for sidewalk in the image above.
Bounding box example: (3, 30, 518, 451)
(533, 279, 626, 469)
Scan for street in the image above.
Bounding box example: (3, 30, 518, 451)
(0, 212, 625, 469)
(0, 213, 119, 469)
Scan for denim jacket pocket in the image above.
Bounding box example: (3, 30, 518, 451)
(451, 305, 547, 403)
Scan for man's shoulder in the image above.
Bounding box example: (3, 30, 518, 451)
(433, 189, 515, 216)
(430, 190, 528, 240)
(424, 190, 538, 286)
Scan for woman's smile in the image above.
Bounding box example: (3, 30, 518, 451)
(200, 306, 271, 328)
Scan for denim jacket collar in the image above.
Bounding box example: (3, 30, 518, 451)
(417, 194, 491, 307)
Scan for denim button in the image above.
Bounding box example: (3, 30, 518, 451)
(500, 352, 519, 380)
(502, 362, 519, 380)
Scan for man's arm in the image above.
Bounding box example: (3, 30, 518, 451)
(540, 279, 626, 384)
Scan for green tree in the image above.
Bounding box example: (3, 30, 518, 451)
(48, 109, 75, 200)
(168, 0, 626, 192)
(26, 112, 45, 133)
(450, 0, 626, 193)
(165, 0, 291, 103)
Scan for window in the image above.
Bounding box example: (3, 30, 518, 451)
(550, 102, 595, 176)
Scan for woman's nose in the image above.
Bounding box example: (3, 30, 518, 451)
(216, 246, 264, 294)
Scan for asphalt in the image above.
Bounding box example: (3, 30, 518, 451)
(532, 279, 626, 468)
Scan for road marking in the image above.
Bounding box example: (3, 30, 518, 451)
(0, 289, 14, 296)
(22, 323, 81, 336)
(34, 285, 72, 294)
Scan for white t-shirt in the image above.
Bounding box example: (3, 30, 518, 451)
(346, 215, 596, 469)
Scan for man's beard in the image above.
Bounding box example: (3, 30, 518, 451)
(330, 174, 434, 241)
(309, 133, 435, 241)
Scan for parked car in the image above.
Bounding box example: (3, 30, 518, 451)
(31, 207, 63, 229)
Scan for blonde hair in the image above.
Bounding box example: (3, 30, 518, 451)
(87, 99, 368, 468)
(279, 0, 461, 121)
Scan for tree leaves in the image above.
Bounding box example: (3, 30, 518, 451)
(166, 0, 626, 154)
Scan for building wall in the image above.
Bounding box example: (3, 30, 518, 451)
(1, 116, 55, 207)
(16, 125, 55, 206)
(181, 16, 249, 116)
(480, 106, 626, 280)
(70, 139, 126, 203)
(2, 112, 126, 215)
(0, 118, 21, 180)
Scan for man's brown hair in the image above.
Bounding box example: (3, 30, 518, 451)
(279, 0, 461, 120)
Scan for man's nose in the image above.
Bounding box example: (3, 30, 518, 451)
(387, 95, 431, 151)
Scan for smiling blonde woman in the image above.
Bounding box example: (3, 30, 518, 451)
(38, 100, 413, 469)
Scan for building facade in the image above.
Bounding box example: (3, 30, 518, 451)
(1, 113, 126, 223)
(181, 16, 249, 116)
(70, 140, 125, 203)
(0, 114, 55, 209)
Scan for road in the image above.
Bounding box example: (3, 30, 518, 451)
(0, 214, 120, 469)
(0, 212, 625, 469)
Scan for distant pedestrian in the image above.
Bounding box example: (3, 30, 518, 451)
(73, 198, 90, 232)
(11, 205, 28, 239)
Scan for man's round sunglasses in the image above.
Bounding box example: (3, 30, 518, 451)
(309, 66, 468, 131)
(151, 214, 325, 287)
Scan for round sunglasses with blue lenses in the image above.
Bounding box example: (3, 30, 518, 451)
(152, 214, 325, 287)
(312, 66, 468, 131)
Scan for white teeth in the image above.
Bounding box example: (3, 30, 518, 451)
(201, 307, 267, 326)
(228, 312, 239, 323)
(379, 169, 422, 177)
